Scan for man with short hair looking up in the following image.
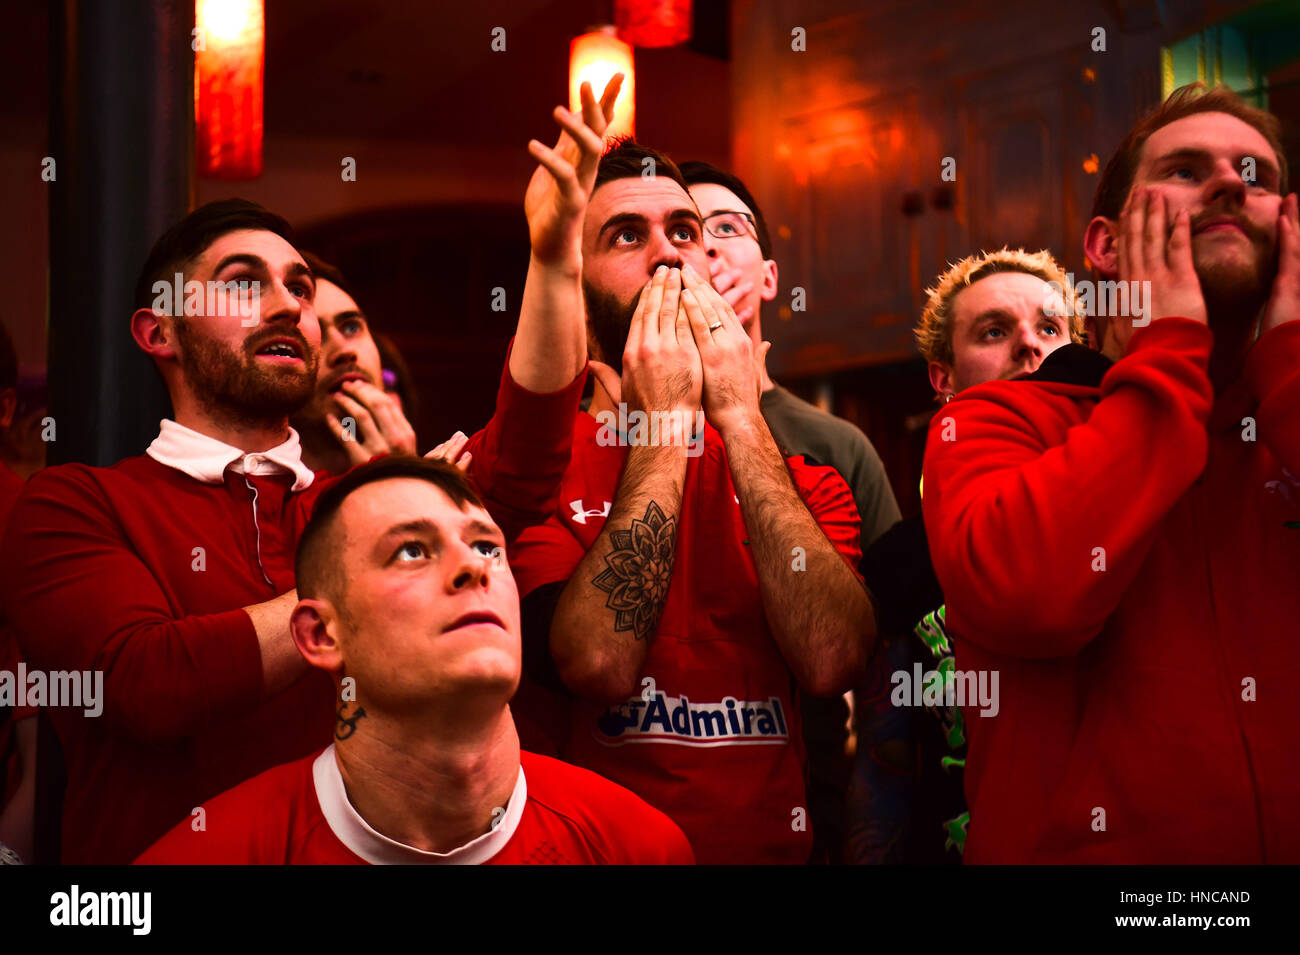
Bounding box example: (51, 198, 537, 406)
(137, 457, 693, 865)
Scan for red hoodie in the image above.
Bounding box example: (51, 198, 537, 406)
(922, 318, 1300, 863)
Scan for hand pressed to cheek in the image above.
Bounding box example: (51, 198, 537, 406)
(1261, 192, 1300, 335)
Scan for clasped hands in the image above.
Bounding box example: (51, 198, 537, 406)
(589, 264, 771, 439)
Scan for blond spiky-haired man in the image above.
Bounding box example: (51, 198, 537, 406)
(915, 248, 1085, 400)
(847, 247, 1083, 864)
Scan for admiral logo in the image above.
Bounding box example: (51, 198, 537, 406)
(596, 692, 789, 746)
(569, 499, 611, 525)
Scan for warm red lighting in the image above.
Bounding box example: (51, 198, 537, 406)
(570, 27, 635, 140)
(616, 0, 692, 48)
(195, 0, 264, 180)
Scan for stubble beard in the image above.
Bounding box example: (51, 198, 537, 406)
(174, 320, 318, 427)
(583, 278, 641, 375)
(1190, 212, 1277, 333)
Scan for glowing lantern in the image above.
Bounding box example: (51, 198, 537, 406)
(616, 0, 692, 48)
(570, 26, 635, 140)
(195, 0, 264, 180)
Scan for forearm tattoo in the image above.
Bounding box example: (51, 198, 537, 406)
(592, 500, 676, 641)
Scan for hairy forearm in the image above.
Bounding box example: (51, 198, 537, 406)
(722, 411, 874, 695)
(551, 442, 688, 702)
(510, 253, 587, 392)
(244, 590, 311, 699)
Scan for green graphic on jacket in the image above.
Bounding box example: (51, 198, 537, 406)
(914, 604, 969, 855)
(944, 811, 970, 855)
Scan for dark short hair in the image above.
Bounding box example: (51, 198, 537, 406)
(679, 160, 773, 259)
(300, 251, 357, 302)
(133, 198, 298, 310)
(0, 319, 16, 394)
(594, 137, 691, 196)
(1091, 83, 1289, 222)
(295, 456, 485, 603)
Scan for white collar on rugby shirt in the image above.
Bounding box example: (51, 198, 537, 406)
(145, 418, 316, 492)
(313, 745, 527, 865)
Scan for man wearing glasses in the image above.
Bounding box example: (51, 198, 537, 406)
(680, 162, 901, 864)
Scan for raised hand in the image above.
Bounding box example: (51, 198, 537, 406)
(523, 74, 623, 266)
(680, 263, 766, 433)
(1112, 186, 1207, 355)
(1260, 192, 1300, 336)
(425, 430, 473, 473)
(326, 379, 418, 466)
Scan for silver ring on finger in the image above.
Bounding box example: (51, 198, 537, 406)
(708, 321, 723, 332)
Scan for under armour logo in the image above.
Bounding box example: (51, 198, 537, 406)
(570, 499, 611, 525)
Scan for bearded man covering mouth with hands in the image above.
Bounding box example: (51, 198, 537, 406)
(510, 141, 877, 865)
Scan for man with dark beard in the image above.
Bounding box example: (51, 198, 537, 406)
(0, 75, 621, 864)
(0, 201, 335, 866)
(510, 141, 876, 864)
(921, 85, 1300, 863)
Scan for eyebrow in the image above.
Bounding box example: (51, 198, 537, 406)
(379, 518, 440, 543)
(211, 253, 315, 283)
(968, 307, 1063, 329)
(1150, 146, 1279, 180)
(320, 308, 366, 329)
(968, 308, 1014, 328)
(464, 518, 502, 539)
(211, 253, 268, 275)
(598, 208, 704, 239)
(377, 516, 504, 546)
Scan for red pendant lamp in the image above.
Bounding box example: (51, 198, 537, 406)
(615, 0, 692, 48)
(570, 26, 636, 140)
(195, 0, 264, 180)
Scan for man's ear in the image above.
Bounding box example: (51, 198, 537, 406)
(928, 360, 954, 398)
(1084, 215, 1120, 277)
(130, 308, 178, 362)
(290, 598, 345, 675)
(760, 259, 779, 302)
